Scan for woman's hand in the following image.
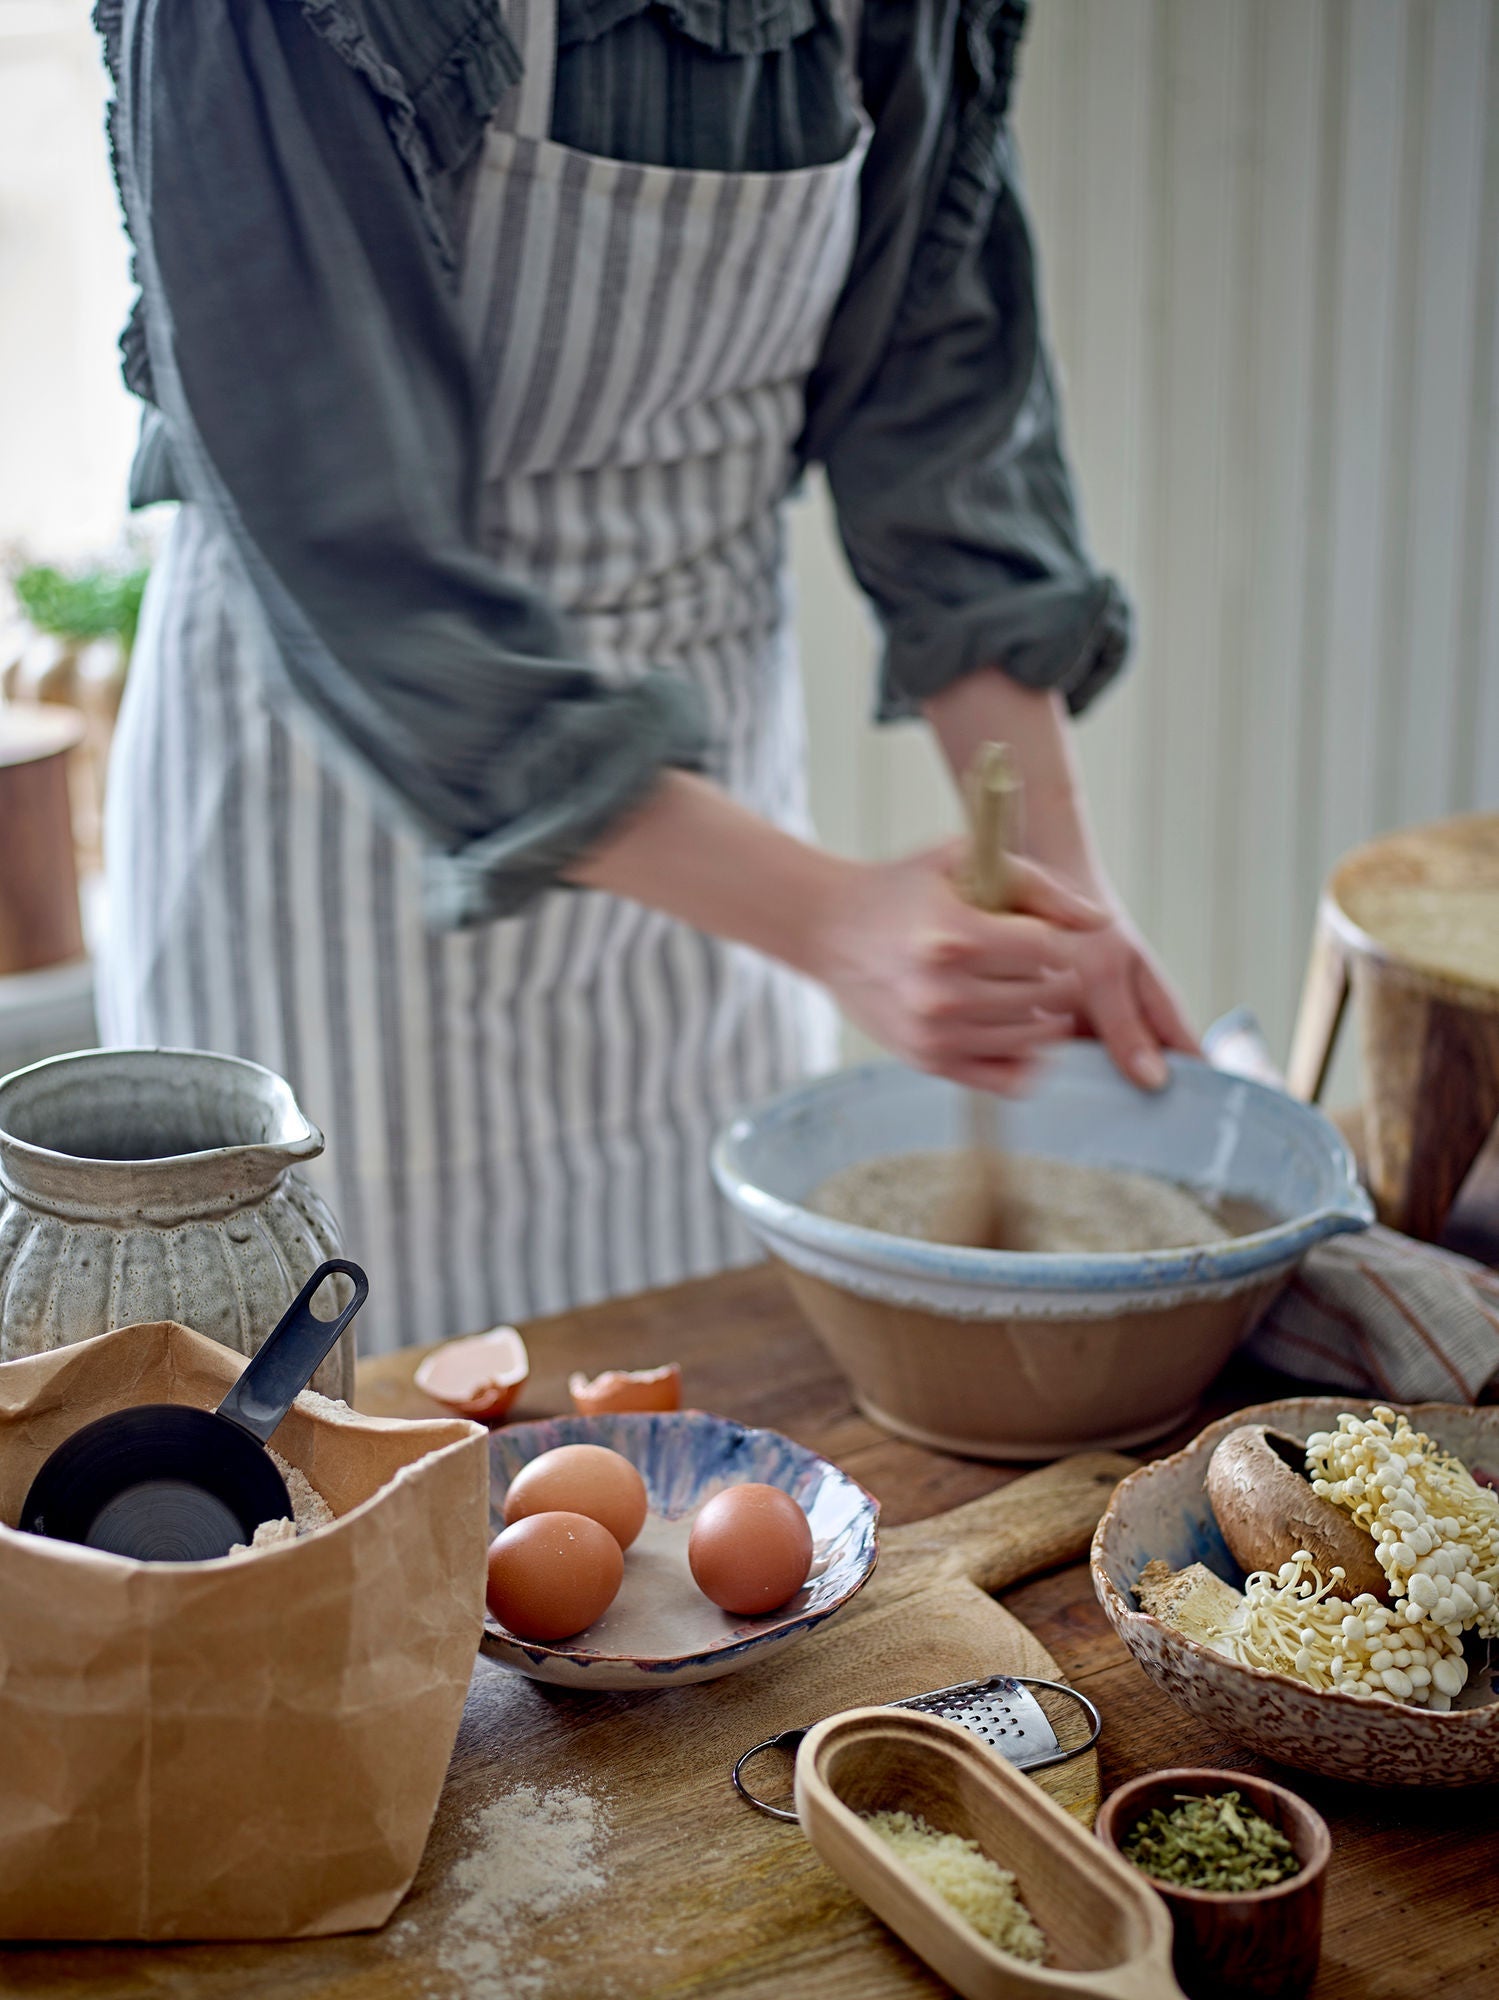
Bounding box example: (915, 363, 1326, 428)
(573, 769, 1154, 1095)
(922, 671, 1199, 1092)
(807, 841, 1108, 1094)
(1051, 897, 1197, 1090)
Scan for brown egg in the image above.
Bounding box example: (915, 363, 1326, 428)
(485, 1511, 623, 1641)
(688, 1483, 813, 1617)
(502, 1443, 649, 1550)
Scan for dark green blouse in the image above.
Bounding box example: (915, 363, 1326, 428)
(97, 0, 1128, 925)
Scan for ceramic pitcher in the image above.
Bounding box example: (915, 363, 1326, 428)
(0, 1047, 353, 1398)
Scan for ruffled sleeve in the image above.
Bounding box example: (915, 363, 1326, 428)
(807, 0, 1131, 721)
(98, 0, 707, 929)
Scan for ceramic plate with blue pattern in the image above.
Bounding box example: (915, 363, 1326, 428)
(482, 1411, 880, 1689)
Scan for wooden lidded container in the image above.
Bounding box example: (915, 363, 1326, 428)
(1288, 811, 1499, 1240)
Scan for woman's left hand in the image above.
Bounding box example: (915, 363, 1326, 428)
(1048, 898, 1198, 1090)
(922, 672, 1199, 1094)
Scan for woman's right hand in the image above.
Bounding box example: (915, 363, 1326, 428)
(574, 774, 1103, 1091)
(808, 841, 1107, 1094)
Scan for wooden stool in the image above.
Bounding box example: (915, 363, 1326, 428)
(1287, 813, 1499, 1241)
(0, 702, 85, 977)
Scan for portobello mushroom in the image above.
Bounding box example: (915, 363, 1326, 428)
(1205, 1423, 1390, 1602)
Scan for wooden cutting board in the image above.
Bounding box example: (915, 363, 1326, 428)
(16, 1453, 1128, 2000)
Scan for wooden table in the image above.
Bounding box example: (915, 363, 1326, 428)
(6, 1265, 1498, 1998)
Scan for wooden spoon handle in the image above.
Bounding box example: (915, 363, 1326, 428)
(893, 1455, 1135, 1596)
(962, 741, 1021, 915)
(948, 741, 1021, 1245)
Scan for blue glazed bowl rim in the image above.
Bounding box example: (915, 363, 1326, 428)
(711, 1049, 1374, 1294)
(484, 1409, 880, 1673)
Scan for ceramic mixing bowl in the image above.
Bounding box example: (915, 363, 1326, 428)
(482, 1410, 879, 1689)
(711, 1047, 1372, 1458)
(1091, 1398, 1499, 1785)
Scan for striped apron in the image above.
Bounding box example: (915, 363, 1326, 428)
(100, 0, 867, 1351)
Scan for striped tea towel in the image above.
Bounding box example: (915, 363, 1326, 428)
(1246, 1227, 1499, 1404)
(1204, 1007, 1499, 1402)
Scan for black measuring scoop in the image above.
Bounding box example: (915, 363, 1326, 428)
(22, 1258, 368, 1562)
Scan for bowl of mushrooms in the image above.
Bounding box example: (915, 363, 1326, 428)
(1091, 1398, 1499, 1785)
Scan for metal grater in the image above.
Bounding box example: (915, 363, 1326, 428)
(732, 1673, 1101, 1822)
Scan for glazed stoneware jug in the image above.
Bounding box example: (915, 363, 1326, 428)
(0, 1048, 353, 1398)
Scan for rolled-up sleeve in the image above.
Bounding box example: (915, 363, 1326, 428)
(815, 0, 1131, 722)
(105, 0, 708, 927)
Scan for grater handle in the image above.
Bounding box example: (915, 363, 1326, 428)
(1007, 1676, 1103, 1771)
(733, 1730, 808, 1822)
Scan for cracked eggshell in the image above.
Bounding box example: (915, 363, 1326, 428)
(414, 1325, 530, 1421)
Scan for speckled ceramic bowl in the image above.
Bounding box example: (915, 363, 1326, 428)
(1092, 1398, 1499, 1786)
(481, 1411, 879, 1690)
(712, 1049, 1372, 1458)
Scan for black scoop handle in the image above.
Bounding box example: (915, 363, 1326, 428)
(215, 1259, 368, 1445)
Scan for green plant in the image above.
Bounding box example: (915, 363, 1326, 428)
(12, 561, 150, 656)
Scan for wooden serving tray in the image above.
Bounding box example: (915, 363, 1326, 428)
(18, 1453, 1126, 1999)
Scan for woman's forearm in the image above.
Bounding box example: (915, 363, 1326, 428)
(569, 768, 1108, 1094)
(568, 771, 850, 976)
(922, 670, 1107, 895)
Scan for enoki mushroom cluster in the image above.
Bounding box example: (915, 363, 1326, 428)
(1305, 1409, 1499, 1642)
(1236, 1555, 1467, 1709)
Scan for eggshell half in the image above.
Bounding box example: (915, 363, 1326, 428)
(568, 1364, 683, 1415)
(415, 1326, 529, 1420)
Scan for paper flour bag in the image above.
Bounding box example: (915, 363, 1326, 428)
(0, 1318, 488, 1940)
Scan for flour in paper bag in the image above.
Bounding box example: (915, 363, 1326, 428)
(225, 1449, 335, 1554)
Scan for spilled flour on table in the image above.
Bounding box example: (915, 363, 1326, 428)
(395, 1782, 613, 2000)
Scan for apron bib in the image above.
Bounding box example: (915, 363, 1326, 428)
(101, 0, 867, 1351)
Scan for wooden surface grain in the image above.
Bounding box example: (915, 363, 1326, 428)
(5, 1262, 1499, 1997)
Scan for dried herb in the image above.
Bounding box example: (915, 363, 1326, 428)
(1120, 1790, 1300, 1894)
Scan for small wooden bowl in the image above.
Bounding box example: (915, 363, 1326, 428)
(1094, 1769, 1331, 2000)
(795, 1707, 1181, 1999)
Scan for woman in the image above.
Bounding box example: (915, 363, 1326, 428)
(96, 0, 1194, 1349)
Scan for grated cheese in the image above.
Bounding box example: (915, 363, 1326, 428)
(865, 1810, 1047, 1962)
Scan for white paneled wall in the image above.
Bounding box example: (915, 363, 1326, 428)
(797, 0, 1499, 1073)
(3, 1, 1497, 1084)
